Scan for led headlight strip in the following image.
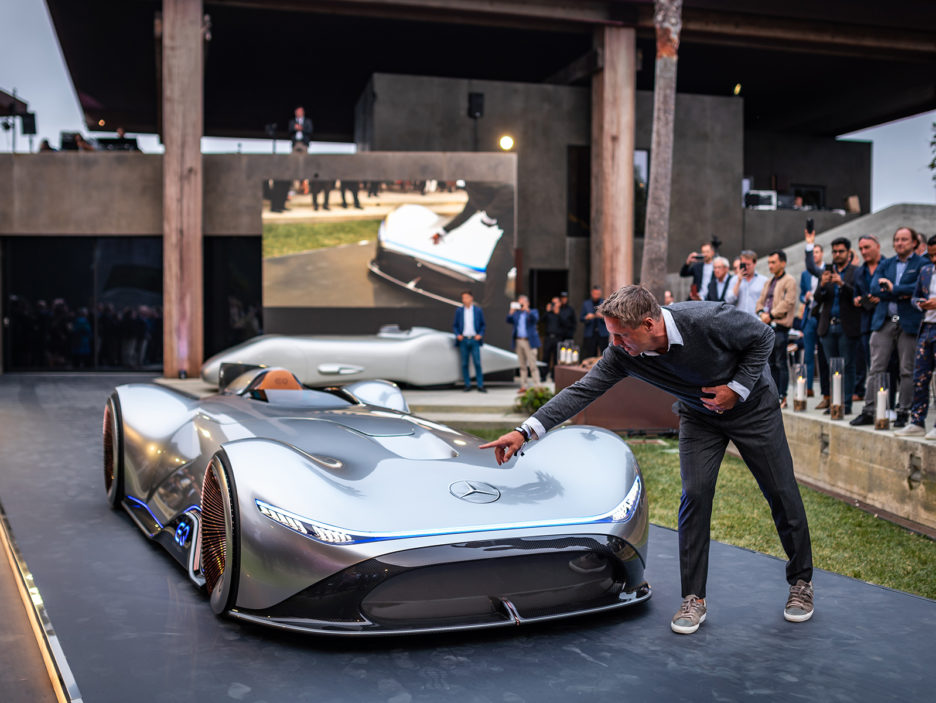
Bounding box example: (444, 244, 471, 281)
(255, 474, 641, 546)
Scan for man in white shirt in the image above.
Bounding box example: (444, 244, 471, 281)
(704, 256, 734, 301)
(453, 291, 487, 392)
(725, 249, 768, 317)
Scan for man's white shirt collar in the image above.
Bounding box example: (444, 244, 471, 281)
(642, 307, 683, 356)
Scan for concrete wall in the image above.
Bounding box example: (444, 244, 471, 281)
(784, 413, 936, 532)
(0, 152, 515, 237)
(635, 91, 745, 271)
(357, 74, 745, 298)
(744, 131, 872, 214)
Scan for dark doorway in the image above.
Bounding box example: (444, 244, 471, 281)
(566, 145, 590, 239)
(204, 236, 262, 359)
(528, 269, 569, 314)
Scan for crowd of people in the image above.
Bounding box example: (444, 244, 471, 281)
(453, 224, 936, 441)
(673, 227, 936, 437)
(6, 296, 163, 370)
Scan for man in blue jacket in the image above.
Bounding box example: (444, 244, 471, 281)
(851, 227, 927, 427)
(895, 234, 936, 438)
(799, 243, 829, 404)
(453, 291, 487, 392)
(581, 286, 609, 358)
(506, 295, 541, 389)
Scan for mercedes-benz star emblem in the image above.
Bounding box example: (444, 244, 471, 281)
(449, 480, 501, 504)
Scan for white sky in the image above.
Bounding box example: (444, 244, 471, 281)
(1, 0, 934, 210)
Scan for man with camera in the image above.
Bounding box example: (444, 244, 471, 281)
(805, 235, 862, 416)
(506, 295, 541, 389)
(725, 250, 768, 317)
(542, 296, 563, 381)
(679, 242, 715, 301)
(850, 227, 927, 427)
(581, 286, 609, 358)
(756, 250, 797, 407)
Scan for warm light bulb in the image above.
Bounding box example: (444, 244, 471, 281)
(498, 135, 515, 151)
(732, 83, 741, 96)
(98, 119, 106, 126)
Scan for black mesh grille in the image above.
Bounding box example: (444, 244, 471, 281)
(102, 403, 114, 492)
(254, 535, 646, 632)
(200, 463, 227, 593)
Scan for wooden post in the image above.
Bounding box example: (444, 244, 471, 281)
(162, 0, 204, 378)
(640, 0, 682, 300)
(591, 25, 636, 293)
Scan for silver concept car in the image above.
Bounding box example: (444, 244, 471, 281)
(200, 326, 521, 387)
(103, 366, 650, 636)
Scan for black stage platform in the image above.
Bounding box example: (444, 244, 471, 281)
(1, 374, 934, 702)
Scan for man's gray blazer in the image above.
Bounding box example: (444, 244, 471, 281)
(532, 302, 775, 433)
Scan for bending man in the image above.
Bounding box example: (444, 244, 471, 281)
(480, 285, 814, 634)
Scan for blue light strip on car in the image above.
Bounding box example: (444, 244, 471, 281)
(256, 474, 641, 546)
(125, 495, 165, 530)
(380, 240, 488, 272)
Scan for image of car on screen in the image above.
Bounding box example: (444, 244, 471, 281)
(103, 365, 650, 636)
(200, 326, 522, 388)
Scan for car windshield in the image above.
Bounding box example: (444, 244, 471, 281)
(246, 389, 353, 409)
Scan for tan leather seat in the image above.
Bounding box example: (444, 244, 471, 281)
(255, 369, 303, 391)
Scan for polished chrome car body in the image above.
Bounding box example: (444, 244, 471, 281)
(103, 366, 650, 636)
(368, 204, 506, 306)
(200, 326, 520, 387)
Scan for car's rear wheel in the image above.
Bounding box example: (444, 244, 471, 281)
(200, 451, 240, 615)
(103, 394, 124, 509)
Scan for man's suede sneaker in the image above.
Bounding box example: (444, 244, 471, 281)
(671, 595, 706, 634)
(784, 580, 814, 622)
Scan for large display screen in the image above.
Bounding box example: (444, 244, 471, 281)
(261, 166, 516, 347)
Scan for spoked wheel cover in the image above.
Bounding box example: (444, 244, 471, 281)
(102, 398, 122, 507)
(200, 454, 239, 614)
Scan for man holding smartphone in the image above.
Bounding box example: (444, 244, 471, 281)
(679, 242, 715, 301)
(805, 235, 862, 416)
(725, 250, 767, 317)
(506, 295, 541, 389)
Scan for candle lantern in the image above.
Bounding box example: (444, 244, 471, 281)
(829, 357, 845, 420)
(792, 363, 808, 411)
(874, 373, 890, 431)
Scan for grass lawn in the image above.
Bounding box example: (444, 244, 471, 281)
(470, 428, 936, 600)
(263, 219, 381, 258)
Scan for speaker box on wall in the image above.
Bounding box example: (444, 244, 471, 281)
(467, 92, 484, 119)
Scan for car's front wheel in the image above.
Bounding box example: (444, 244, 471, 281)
(200, 451, 240, 615)
(102, 393, 124, 509)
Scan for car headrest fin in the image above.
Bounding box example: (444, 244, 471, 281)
(254, 368, 303, 391)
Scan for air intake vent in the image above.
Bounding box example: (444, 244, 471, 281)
(200, 464, 227, 593)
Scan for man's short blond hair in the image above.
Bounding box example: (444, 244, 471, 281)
(596, 285, 661, 327)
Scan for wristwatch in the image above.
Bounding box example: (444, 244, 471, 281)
(513, 425, 531, 442)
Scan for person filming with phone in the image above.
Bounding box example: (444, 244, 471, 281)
(725, 250, 767, 317)
(679, 242, 715, 301)
(804, 231, 862, 416)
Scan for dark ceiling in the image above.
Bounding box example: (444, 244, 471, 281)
(47, 0, 936, 141)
